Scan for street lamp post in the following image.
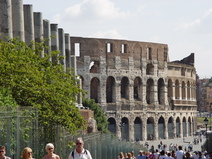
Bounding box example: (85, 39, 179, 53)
(204, 117, 208, 151)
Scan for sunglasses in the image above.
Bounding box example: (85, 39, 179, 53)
(28, 152, 32, 155)
(76, 143, 82, 145)
(48, 148, 53, 150)
(0, 151, 4, 153)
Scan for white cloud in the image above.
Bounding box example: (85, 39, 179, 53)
(53, 0, 131, 23)
(91, 29, 127, 39)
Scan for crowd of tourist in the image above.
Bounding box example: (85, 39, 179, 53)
(116, 141, 211, 159)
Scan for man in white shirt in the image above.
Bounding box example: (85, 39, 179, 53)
(68, 137, 92, 159)
(175, 146, 184, 159)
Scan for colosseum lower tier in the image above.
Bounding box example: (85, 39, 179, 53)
(70, 37, 197, 141)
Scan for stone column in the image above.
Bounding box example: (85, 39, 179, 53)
(129, 117, 134, 141)
(34, 12, 44, 57)
(43, 19, 51, 59)
(65, 33, 71, 70)
(154, 121, 158, 140)
(82, 56, 90, 99)
(185, 84, 187, 100)
(180, 120, 183, 138)
(58, 28, 66, 71)
(164, 119, 168, 139)
(23, 5, 34, 46)
(186, 122, 188, 137)
(12, 0, 24, 41)
(179, 83, 182, 100)
(142, 118, 147, 141)
(51, 24, 59, 64)
(154, 82, 159, 105)
(172, 83, 175, 100)
(0, 0, 13, 40)
(173, 120, 176, 138)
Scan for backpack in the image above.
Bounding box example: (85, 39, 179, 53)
(71, 149, 88, 159)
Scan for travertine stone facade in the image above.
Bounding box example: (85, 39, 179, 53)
(70, 37, 197, 141)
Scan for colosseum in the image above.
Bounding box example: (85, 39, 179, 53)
(70, 37, 197, 141)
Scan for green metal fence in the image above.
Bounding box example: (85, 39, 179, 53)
(0, 106, 146, 159)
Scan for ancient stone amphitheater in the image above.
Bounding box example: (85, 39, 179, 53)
(0, 0, 197, 142)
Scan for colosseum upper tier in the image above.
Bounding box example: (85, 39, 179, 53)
(70, 37, 197, 141)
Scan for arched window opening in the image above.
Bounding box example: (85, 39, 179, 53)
(90, 77, 100, 103)
(158, 78, 165, 105)
(146, 63, 154, 75)
(134, 77, 142, 101)
(90, 61, 100, 73)
(106, 76, 116, 103)
(121, 77, 129, 100)
(134, 117, 142, 141)
(107, 118, 116, 134)
(175, 80, 180, 99)
(182, 81, 186, 99)
(147, 117, 154, 140)
(158, 116, 165, 139)
(146, 79, 154, 104)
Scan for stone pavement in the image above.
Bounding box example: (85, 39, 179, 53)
(139, 136, 206, 152)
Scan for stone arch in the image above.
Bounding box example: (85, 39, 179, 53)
(106, 76, 116, 103)
(158, 116, 165, 139)
(121, 77, 130, 100)
(134, 117, 142, 141)
(121, 117, 129, 141)
(147, 117, 154, 140)
(146, 78, 154, 104)
(158, 78, 165, 105)
(90, 61, 100, 73)
(176, 117, 180, 137)
(182, 81, 186, 99)
(134, 77, 142, 101)
(175, 80, 180, 99)
(146, 63, 154, 75)
(183, 117, 187, 137)
(87, 39, 102, 52)
(90, 77, 100, 103)
(187, 81, 191, 100)
(168, 117, 174, 139)
(168, 79, 173, 99)
(107, 117, 116, 134)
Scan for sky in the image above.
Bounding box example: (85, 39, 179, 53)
(23, 0, 212, 79)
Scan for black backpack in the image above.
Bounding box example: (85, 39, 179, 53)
(71, 149, 88, 158)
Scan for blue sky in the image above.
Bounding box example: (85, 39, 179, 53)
(23, 0, 212, 78)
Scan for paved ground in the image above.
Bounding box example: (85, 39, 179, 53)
(139, 136, 206, 152)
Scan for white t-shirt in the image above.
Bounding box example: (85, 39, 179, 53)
(68, 148, 92, 159)
(175, 150, 184, 159)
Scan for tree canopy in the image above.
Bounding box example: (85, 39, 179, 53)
(0, 38, 85, 133)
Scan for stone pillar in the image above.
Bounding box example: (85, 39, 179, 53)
(142, 119, 147, 141)
(154, 82, 158, 105)
(51, 24, 59, 64)
(58, 28, 66, 71)
(154, 121, 158, 140)
(34, 12, 44, 57)
(180, 120, 183, 138)
(186, 122, 188, 137)
(172, 83, 175, 100)
(23, 5, 34, 46)
(185, 84, 187, 100)
(164, 83, 169, 107)
(164, 119, 168, 139)
(115, 56, 121, 69)
(12, 0, 24, 41)
(179, 83, 182, 100)
(43, 19, 51, 59)
(0, 0, 13, 40)
(65, 33, 71, 70)
(173, 121, 176, 138)
(129, 117, 134, 141)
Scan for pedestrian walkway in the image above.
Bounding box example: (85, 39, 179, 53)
(139, 136, 206, 152)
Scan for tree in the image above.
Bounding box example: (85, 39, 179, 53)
(82, 98, 109, 133)
(0, 38, 85, 134)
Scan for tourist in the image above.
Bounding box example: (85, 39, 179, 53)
(68, 137, 92, 159)
(154, 149, 160, 159)
(21, 147, 35, 159)
(167, 153, 174, 159)
(175, 146, 184, 159)
(158, 150, 167, 159)
(131, 151, 136, 159)
(0, 146, 11, 159)
(117, 152, 125, 159)
(42, 143, 60, 159)
(137, 150, 146, 159)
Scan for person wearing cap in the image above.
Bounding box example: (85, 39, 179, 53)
(137, 150, 146, 159)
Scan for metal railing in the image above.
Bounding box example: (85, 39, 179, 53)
(0, 106, 146, 159)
